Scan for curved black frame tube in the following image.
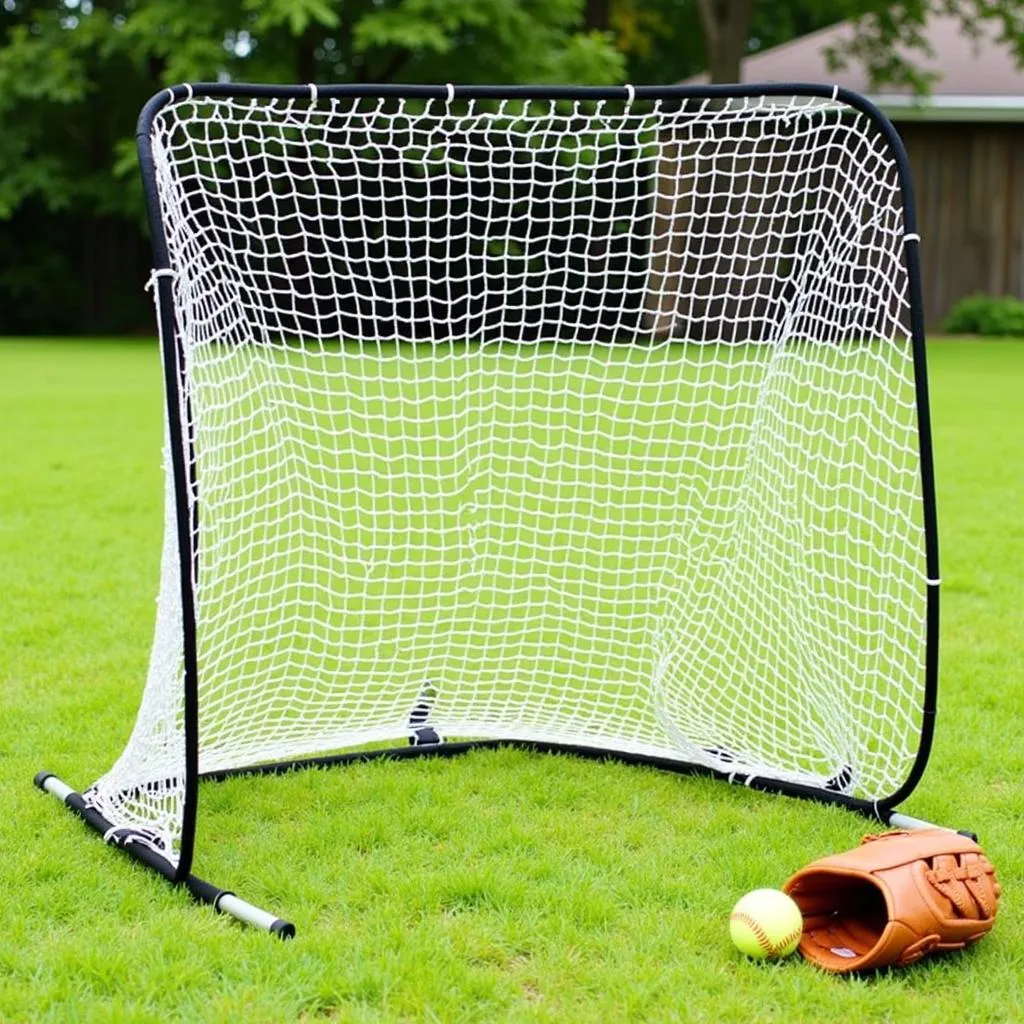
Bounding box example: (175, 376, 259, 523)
(128, 81, 939, 907)
(201, 738, 897, 819)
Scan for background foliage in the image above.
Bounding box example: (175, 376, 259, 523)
(1, 0, 1023, 335)
(943, 294, 1024, 336)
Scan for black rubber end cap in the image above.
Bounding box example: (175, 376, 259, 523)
(270, 919, 296, 940)
(957, 829, 980, 843)
(33, 771, 54, 790)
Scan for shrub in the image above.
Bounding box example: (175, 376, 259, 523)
(943, 294, 1024, 336)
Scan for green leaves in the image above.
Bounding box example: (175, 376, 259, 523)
(0, 0, 626, 224)
(244, 0, 340, 36)
(0, 21, 90, 106)
(353, 0, 624, 83)
(0, 0, 628, 327)
(353, 7, 457, 55)
(549, 28, 626, 84)
(5, 0, 1024, 300)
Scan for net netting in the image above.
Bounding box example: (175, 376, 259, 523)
(89, 89, 930, 866)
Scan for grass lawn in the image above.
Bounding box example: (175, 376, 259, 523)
(1, 337, 1022, 1022)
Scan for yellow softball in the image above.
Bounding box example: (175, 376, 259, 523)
(729, 888, 803, 960)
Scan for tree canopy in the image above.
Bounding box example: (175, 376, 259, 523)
(1, 0, 1023, 332)
(0, 0, 626, 222)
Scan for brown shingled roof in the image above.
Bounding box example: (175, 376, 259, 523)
(683, 15, 1024, 120)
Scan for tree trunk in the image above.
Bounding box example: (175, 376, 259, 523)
(696, 0, 756, 83)
(297, 33, 316, 83)
(585, 0, 610, 32)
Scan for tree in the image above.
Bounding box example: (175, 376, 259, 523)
(0, 0, 626, 223)
(696, 0, 755, 84)
(0, 0, 626, 332)
(4, 0, 1024, 333)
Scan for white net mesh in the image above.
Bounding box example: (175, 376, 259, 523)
(88, 90, 930, 866)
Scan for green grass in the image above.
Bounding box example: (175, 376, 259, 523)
(1, 337, 1022, 1022)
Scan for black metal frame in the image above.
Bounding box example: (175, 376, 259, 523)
(36, 81, 940, 938)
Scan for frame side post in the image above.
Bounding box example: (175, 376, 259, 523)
(137, 104, 203, 882)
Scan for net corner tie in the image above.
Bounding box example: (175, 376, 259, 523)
(145, 268, 176, 293)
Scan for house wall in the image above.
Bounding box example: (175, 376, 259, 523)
(897, 120, 1024, 328)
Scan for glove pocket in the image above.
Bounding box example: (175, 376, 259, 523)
(784, 867, 893, 972)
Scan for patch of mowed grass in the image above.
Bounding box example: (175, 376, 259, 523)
(1, 337, 1022, 1023)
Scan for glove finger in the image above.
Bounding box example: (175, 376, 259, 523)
(962, 858, 999, 918)
(928, 852, 1000, 921)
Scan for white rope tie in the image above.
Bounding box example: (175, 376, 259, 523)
(445, 82, 455, 104)
(168, 83, 194, 103)
(624, 83, 635, 112)
(145, 268, 175, 292)
(308, 83, 318, 103)
(904, 232, 921, 244)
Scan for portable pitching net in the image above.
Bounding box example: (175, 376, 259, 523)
(37, 83, 939, 936)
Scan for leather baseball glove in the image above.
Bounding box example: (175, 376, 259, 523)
(782, 829, 999, 973)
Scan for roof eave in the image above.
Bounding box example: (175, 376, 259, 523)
(871, 93, 1024, 122)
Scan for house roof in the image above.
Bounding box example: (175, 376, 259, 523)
(684, 15, 1024, 121)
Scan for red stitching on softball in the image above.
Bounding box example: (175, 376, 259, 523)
(731, 912, 800, 956)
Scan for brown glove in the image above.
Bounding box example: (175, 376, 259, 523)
(782, 829, 999, 973)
